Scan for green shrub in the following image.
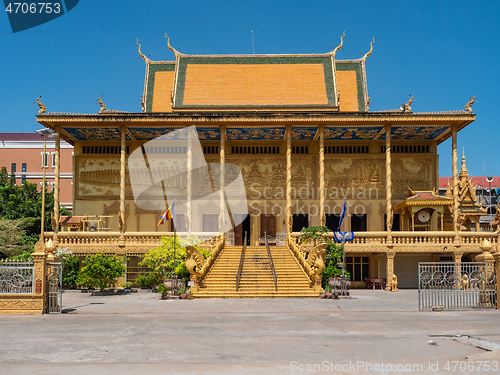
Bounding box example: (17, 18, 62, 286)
(76, 253, 126, 290)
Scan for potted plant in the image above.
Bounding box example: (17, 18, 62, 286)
(121, 282, 133, 291)
(324, 284, 333, 299)
(156, 284, 170, 300)
(178, 284, 189, 299)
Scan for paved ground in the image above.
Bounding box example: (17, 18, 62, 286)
(1, 290, 500, 375)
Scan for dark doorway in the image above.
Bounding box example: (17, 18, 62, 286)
(260, 214, 277, 238)
(292, 214, 309, 232)
(384, 213, 401, 231)
(326, 214, 341, 232)
(234, 214, 250, 246)
(351, 214, 367, 232)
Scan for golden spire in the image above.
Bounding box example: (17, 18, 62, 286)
(362, 37, 375, 61)
(445, 181, 452, 198)
(165, 32, 182, 58)
(459, 149, 469, 179)
(136, 39, 150, 64)
(331, 31, 345, 58)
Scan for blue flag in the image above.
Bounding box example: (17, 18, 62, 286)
(337, 200, 347, 231)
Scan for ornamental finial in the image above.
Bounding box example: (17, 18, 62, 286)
(332, 31, 345, 58)
(165, 32, 181, 58)
(464, 96, 475, 113)
(97, 96, 107, 114)
(400, 95, 413, 112)
(362, 37, 375, 61)
(35, 96, 46, 115)
(136, 38, 150, 64)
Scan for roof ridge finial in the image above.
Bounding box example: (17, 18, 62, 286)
(35, 96, 46, 115)
(331, 31, 345, 58)
(165, 32, 182, 58)
(97, 96, 107, 114)
(464, 96, 475, 113)
(362, 37, 375, 61)
(136, 39, 150, 64)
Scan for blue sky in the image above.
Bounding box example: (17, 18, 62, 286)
(1, 0, 499, 178)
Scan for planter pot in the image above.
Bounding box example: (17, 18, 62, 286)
(180, 294, 188, 299)
(325, 292, 333, 299)
(319, 294, 326, 299)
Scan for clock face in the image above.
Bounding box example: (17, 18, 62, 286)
(417, 210, 431, 223)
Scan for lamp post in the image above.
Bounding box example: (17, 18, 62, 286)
(35, 128, 55, 241)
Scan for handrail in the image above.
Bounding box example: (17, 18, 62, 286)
(265, 232, 278, 292)
(236, 231, 247, 292)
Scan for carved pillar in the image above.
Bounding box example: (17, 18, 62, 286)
(385, 251, 395, 291)
(452, 251, 463, 263)
(319, 125, 325, 226)
(53, 126, 61, 247)
(369, 253, 379, 279)
(451, 124, 459, 244)
(475, 218, 480, 232)
(119, 126, 126, 246)
(385, 124, 393, 244)
(286, 124, 292, 236)
(219, 125, 226, 239)
(32, 241, 47, 313)
(187, 127, 192, 235)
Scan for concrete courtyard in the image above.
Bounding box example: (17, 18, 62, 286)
(1, 290, 499, 374)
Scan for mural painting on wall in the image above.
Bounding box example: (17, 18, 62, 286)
(324, 157, 433, 198)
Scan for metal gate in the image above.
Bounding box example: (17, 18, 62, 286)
(46, 262, 62, 313)
(419, 262, 496, 311)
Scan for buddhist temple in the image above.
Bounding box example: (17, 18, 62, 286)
(35, 34, 498, 293)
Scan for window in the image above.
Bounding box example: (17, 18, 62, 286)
(22, 163, 26, 173)
(41, 152, 49, 168)
(346, 256, 370, 282)
(351, 214, 367, 231)
(50, 182, 55, 192)
(51, 152, 55, 168)
(21, 176, 26, 185)
(11, 163, 16, 173)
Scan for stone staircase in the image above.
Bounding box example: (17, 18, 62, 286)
(192, 245, 318, 298)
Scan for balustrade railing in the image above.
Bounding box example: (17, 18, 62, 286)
(265, 232, 278, 292)
(236, 232, 247, 292)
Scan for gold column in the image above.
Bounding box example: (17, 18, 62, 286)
(119, 126, 126, 245)
(385, 124, 393, 244)
(187, 127, 192, 235)
(319, 125, 325, 226)
(219, 125, 226, 239)
(53, 126, 61, 247)
(451, 124, 459, 244)
(286, 125, 292, 236)
(385, 251, 395, 291)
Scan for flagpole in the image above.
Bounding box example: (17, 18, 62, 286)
(342, 209, 346, 276)
(173, 227, 177, 288)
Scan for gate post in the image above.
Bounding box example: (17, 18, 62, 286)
(493, 251, 500, 310)
(32, 241, 48, 313)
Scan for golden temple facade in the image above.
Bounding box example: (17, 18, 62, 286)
(36, 35, 499, 289)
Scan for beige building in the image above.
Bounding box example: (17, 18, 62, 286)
(0, 133, 73, 209)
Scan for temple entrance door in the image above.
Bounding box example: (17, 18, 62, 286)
(234, 214, 250, 246)
(260, 214, 277, 238)
(292, 214, 309, 232)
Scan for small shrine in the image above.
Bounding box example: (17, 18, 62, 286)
(393, 188, 453, 231)
(456, 153, 487, 231)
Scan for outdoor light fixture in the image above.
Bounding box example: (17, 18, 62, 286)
(35, 128, 57, 241)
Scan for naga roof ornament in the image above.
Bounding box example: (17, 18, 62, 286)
(464, 96, 475, 113)
(331, 31, 345, 58)
(136, 39, 151, 64)
(165, 32, 182, 59)
(362, 37, 375, 61)
(35, 96, 46, 115)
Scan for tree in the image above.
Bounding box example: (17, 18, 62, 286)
(76, 253, 126, 290)
(0, 166, 71, 255)
(0, 219, 29, 257)
(139, 236, 210, 286)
